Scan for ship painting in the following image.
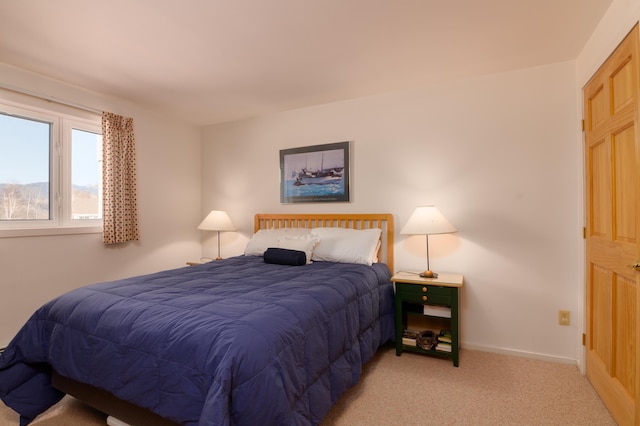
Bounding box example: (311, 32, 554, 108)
(293, 156, 344, 186)
(280, 142, 351, 203)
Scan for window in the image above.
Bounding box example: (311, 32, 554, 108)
(70, 127, 103, 221)
(0, 113, 51, 221)
(0, 100, 102, 235)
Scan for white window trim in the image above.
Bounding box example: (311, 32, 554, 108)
(0, 226, 102, 238)
(0, 97, 103, 238)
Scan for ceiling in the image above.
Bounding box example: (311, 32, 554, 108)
(0, 0, 613, 126)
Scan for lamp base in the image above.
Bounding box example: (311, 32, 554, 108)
(420, 270, 438, 279)
(215, 256, 222, 261)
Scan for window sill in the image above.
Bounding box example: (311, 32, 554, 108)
(0, 226, 103, 238)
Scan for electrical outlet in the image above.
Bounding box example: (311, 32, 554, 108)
(558, 310, 571, 326)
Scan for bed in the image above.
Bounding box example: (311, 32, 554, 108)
(0, 213, 395, 426)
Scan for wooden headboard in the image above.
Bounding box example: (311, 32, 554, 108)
(254, 213, 394, 273)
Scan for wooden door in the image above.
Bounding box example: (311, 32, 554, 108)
(584, 24, 640, 426)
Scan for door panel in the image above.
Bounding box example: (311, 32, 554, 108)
(615, 125, 636, 242)
(612, 58, 635, 112)
(615, 275, 636, 399)
(589, 139, 611, 238)
(591, 264, 612, 370)
(590, 85, 607, 130)
(584, 24, 639, 426)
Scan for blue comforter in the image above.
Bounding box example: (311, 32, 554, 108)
(0, 256, 394, 425)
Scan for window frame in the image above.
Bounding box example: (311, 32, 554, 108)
(0, 98, 103, 238)
(64, 119, 103, 228)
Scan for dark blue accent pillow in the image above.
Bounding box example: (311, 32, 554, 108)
(263, 248, 307, 266)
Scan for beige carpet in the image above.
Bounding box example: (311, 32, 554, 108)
(0, 346, 615, 426)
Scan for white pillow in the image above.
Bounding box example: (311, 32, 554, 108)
(278, 236, 318, 264)
(311, 227, 382, 266)
(372, 239, 381, 263)
(244, 229, 312, 256)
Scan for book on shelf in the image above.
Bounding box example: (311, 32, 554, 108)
(436, 330, 453, 351)
(402, 329, 420, 346)
(402, 337, 417, 346)
(403, 329, 420, 339)
(435, 342, 452, 352)
(423, 305, 451, 318)
(438, 334, 452, 344)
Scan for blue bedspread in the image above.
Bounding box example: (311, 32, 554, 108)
(0, 256, 394, 425)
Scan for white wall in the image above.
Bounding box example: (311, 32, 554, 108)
(202, 61, 583, 362)
(0, 63, 203, 347)
(577, 0, 640, 88)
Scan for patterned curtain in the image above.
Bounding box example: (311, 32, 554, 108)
(101, 112, 140, 244)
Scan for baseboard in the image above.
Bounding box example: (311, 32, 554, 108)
(462, 343, 578, 366)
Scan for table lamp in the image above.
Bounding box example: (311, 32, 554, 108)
(400, 205, 457, 278)
(197, 210, 236, 260)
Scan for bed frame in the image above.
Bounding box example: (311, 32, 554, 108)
(52, 212, 395, 425)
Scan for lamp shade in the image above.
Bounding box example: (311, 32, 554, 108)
(400, 206, 457, 235)
(197, 210, 236, 231)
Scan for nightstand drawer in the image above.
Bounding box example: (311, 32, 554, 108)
(396, 283, 453, 296)
(400, 293, 451, 306)
(396, 283, 453, 305)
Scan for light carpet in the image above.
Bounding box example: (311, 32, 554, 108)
(0, 346, 615, 425)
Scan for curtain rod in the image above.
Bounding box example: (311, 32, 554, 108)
(0, 82, 102, 115)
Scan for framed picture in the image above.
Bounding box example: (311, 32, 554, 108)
(280, 141, 351, 203)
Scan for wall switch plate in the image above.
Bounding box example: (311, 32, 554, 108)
(558, 310, 571, 326)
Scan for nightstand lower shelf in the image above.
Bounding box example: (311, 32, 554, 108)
(400, 344, 454, 358)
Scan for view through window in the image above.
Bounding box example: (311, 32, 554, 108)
(0, 113, 51, 220)
(0, 105, 102, 228)
(71, 128, 103, 220)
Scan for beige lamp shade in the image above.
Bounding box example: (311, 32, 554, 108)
(198, 210, 236, 260)
(400, 206, 456, 278)
(197, 210, 236, 231)
(400, 206, 457, 235)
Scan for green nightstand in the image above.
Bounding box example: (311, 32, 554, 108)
(392, 272, 463, 367)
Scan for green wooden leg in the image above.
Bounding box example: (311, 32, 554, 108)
(452, 288, 459, 367)
(395, 297, 403, 356)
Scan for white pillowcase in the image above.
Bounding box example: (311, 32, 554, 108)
(277, 236, 318, 264)
(244, 229, 313, 256)
(310, 227, 382, 266)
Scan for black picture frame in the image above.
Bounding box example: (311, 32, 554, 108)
(280, 141, 351, 203)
